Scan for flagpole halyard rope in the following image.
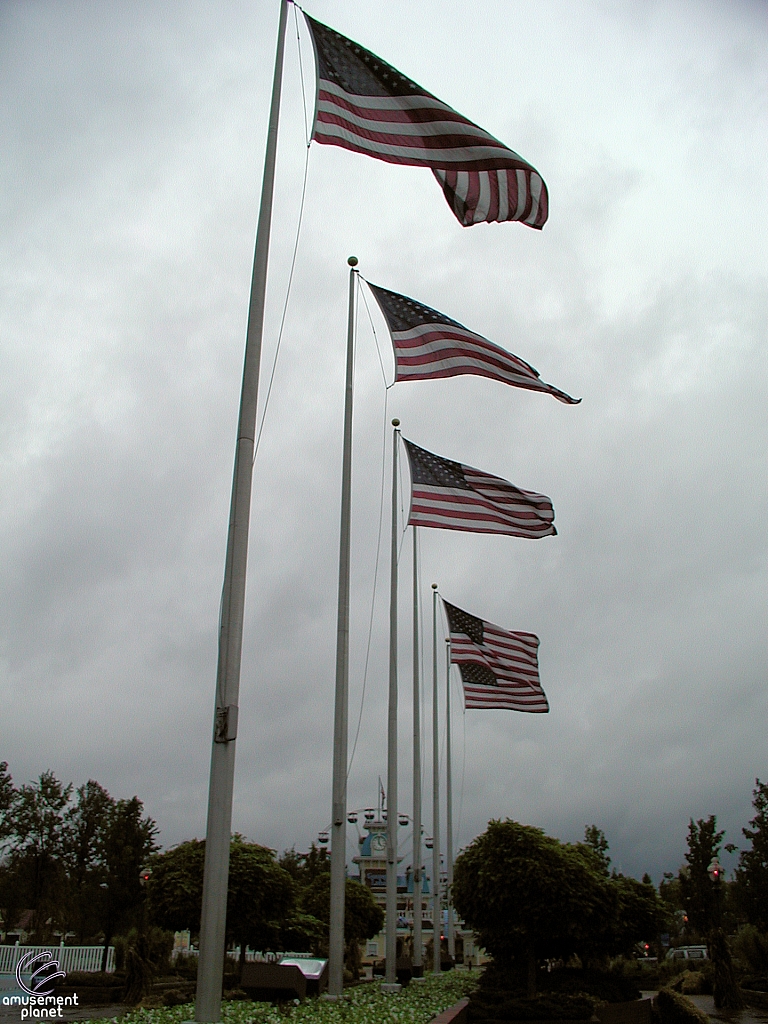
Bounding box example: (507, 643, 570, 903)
(253, 141, 311, 463)
(292, 2, 312, 148)
(358, 275, 393, 389)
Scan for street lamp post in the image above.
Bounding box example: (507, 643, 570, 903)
(707, 857, 743, 1011)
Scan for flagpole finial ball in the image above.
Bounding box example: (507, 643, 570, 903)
(347, 256, 358, 267)
(432, 583, 438, 590)
(392, 418, 400, 427)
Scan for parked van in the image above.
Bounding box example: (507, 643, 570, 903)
(666, 945, 708, 960)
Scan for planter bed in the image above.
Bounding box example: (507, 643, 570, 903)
(75, 970, 478, 1024)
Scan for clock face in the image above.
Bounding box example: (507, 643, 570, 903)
(371, 833, 386, 853)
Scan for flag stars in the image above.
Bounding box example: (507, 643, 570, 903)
(445, 604, 485, 645)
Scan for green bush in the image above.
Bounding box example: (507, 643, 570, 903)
(60, 971, 124, 988)
(655, 958, 705, 987)
(545, 967, 640, 1003)
(467, 963, 642, 1022)
(113, 935, 128, 972)
(655, 989, 710, 1024)
(468, 992, 597, 1021)
(732, 926, 768, 977)
(666, 965, 713, 996)
(171, 954, 198, 980)
(123, 943, 153, 1006)
(607, 955, 715, 994)
(162, 988, 190, 1006)
(115, 926, 175, 976)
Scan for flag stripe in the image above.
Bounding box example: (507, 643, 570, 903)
(403, 438, 556, 539)
(304, 14, 548, 228)
(444, 599, 549, 713)
(368, 283, 579, 403)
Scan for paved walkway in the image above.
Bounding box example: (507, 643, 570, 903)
(686, 994, 768, 1024)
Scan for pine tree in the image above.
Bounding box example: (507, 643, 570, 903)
(678, 815, 723, 937)
(737, 779, 768, 930)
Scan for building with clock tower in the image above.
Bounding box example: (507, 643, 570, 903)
(350, 808, 432, 964)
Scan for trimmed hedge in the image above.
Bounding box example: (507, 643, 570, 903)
(467, 992, 596, 1021)
(655, 989, 709, 1024)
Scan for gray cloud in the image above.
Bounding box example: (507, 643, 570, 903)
(1, 0, 767, 887)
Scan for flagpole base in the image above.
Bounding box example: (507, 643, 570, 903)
(380, 983, 402, 994)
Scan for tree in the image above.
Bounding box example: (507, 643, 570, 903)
(582, 825, 611, 876)
(147, 838, 205, 934)
(0, 765, 156, 957)
(99, 796, 159, 970)
(0, 762, 14, 844)
(301, 874, 383, 975)
(5, 771, 72, 940)
(148, 835, 300, 977)
(737, 779, 768, 930)
(279, 843, 330, 888)
(659, 871, 685, 934)
(676, 815, 742, 1010)
(64, 780, 114, 942)
(604, 874, 665, 959)
(0, 763, 20, 936)
(453, 820, 613, 996)
(226, 837, 296, 974)
(678, 815, 724, 937)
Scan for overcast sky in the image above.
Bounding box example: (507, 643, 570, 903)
(2, 0, 767, 885)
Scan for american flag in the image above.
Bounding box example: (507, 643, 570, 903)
(444, 600, 549, 713)
(303, 13, 548, 229)
(403, 439, 556, 539)
(368, 282, 579, 403)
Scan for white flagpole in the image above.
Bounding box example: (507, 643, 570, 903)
(195, 2, 289, 1021)
(445, 636, 455, 962)
(383, 420, 401, 992)
(327, 257, 359, 998)
(431, 582, 441, 975)
(411, 527, 423, 978)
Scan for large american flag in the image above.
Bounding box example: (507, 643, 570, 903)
(403, 439, 556, 539)
(303, 13, 548, 229)
(444, 600, 549, 713)
(368, 282, 579, 403)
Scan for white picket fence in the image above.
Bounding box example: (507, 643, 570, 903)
(0, 945, 115, 975)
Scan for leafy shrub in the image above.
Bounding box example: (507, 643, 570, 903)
(545, 967, 640, 1003)
(171, 953, 198, 980)
(60, 971, 124, 987)
(741, 977, 768, 992)
(477, 963, 640, 1003)
(732, 926, 768, 977)
(114, 935, 128, 972)
(655, 989, 710, 1024)
(162, 988, 190, 1006)
(123, 943, 153, 1006)
(468, 992, 597, 1021)
(666, 967, 712, 996)
(655, 958, 706, 988)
